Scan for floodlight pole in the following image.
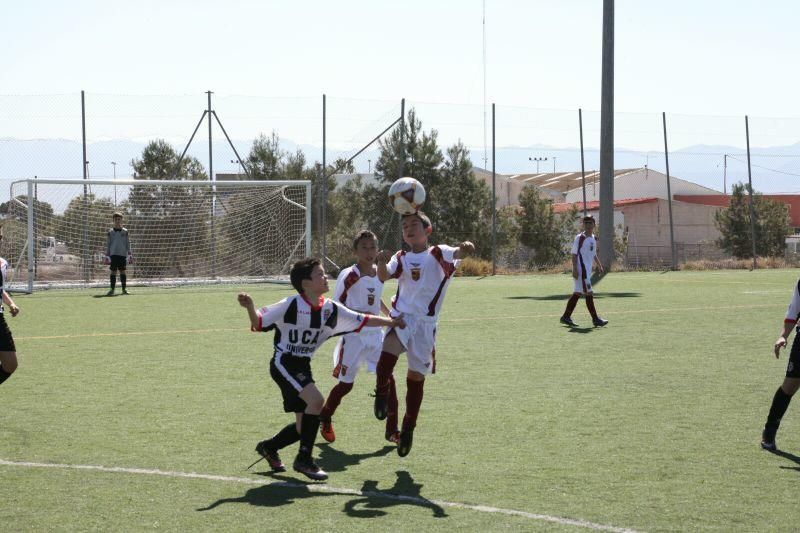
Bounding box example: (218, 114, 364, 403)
(598, 0, 615, 271)
(322, 94, 327, 266)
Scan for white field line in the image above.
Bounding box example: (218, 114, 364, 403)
(0, 458, 641, 532)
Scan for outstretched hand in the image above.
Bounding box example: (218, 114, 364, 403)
(775, 336, 787, 358)
(377, 249, 393, 263)
(391, 314, 407, 329)
(237, 293, 253, 308)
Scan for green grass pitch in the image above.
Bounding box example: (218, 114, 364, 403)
(1, 270, 800, 531)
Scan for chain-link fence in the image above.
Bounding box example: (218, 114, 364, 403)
(2, 92, 799, 275)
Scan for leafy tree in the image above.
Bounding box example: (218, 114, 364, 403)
(0, 195, 56, 235)
(56, 194, 115, 258)
(517, 185, 579, 266)
(247, 133, 283, 180)
(129, 139, 210, 277)
(435, 141, 492, 255)
(374, 108, 443, 188)
(714, 182, 791, 258)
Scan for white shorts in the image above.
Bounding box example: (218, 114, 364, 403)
(392, 313, 437, 376)
(331, 328, 383, 384)
(573, 276, 593, 294)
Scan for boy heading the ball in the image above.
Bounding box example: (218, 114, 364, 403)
(238, 257, 405, 481)
(373, 211, 474, 456)
(319, 230, 391, 443)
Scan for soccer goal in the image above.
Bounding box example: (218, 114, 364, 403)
(5, 178, 312, 292)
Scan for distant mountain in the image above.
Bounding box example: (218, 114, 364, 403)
(0, 137, 797, 206)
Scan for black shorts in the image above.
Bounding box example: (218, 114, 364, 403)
(786, 332, 800, 378)
(110, 255, 127, 271)
(270, 353, 314, 413)
(0, 314, 16, 352)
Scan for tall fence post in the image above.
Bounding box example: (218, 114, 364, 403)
(662, 112, 676, 270)
(81, 90, 89, 284)
(578, 108, 587, 217)
(745, 115, 757, 269)
(322, 94, 327, 265)
(491, 103, 496, 276)
(599, 0, 615, 270)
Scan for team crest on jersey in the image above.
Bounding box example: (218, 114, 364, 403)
(367, 287, 375, 306)
(590, 243, 594, 251)
(411, 263, 421, 281)
(341, 365, 348, 376)
(323, 309, 331, 321)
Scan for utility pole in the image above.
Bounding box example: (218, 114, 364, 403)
(598, 0, 615, 271)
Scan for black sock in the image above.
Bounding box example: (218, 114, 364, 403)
(297, 413, 320, 458)
(110, 275, 117, 290)
(0, 366, 11, 385)
(765, 386, 793, 437)
(120, 274, 127, 290)
(268, 423, 300, 451)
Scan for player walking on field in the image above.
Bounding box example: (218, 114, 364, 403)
(0, 226, 21, 388)
(373, 211, 474, 456)
(319, 231, 391, 444)
(560, 215, 608, 328)
(105, 212, 133, 296)
(761, 277, 800, 451)
(238, 257, 405, 481)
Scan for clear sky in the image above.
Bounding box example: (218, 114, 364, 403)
(2, 0, 799, 117)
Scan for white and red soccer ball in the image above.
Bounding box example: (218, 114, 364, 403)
(388, 177, 426, 215)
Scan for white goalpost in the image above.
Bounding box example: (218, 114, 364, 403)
(5, 178, 312, 292)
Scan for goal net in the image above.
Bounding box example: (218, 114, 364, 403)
(5, 178, 311, 292)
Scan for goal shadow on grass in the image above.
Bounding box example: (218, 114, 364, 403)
(507, 292, 642, 301)
(197, 470, 447, 518)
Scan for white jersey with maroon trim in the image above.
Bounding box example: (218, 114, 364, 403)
(386, 244, 459, 318)
(785, 279, 800, 326)
(0, 258, 7, 314)
(571, 233, 597, 280)
(256, 294, 368, 358)
(334, 264, 384, 315)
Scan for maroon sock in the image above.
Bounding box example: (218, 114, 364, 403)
(586, 294, 598, 319)
(321, 381, 353, 420)
(563, 293, 580, 317)
(376, 352, 398, 396)
(402, 378, 425, 431)
(386, 374, 399, 433)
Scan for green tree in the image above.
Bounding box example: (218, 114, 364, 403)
(129, 139, 210, 277)
(436, 141, 492, 255)
(247, 133, 283, 180)
(517, 186, 579, 266)
(714, 182, 791, 258)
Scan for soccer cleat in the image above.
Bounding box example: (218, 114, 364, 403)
(293, 455, 328, 481)
(122, 289, 130, 295)
(761, 430, 777, 451)
(592, 317, 609, 327)
(373, 390, 388, 420)
(255, 441, 286, 472)
(397, 429, 414, 457)
(106, 289, 115, 296)
(560, 316, 577, 327)
(320, 418, 336, 443)
(385, 429, 400, 444)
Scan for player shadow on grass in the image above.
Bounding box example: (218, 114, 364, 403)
(343, 470, 447, 518)
(196, 476, 335, 511)
(766, 448, 800, 471)
(314, 443, 396, 473)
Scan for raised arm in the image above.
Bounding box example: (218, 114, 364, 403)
(377, 249, 393, 282)
(237, 293, 260, 331)
(453, 241, 475, 260)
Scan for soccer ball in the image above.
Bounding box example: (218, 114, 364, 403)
(388, 177, 426, 215)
